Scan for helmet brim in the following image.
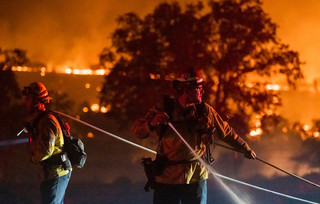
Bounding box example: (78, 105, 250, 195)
(173, 80, 206, 89)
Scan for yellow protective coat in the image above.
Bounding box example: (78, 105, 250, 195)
(30, 111, 70, 180)
(131, 101, 250, 185)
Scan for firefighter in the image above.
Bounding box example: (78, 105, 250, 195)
(22, 82, 72, 204)
(131, 67, 256, 204)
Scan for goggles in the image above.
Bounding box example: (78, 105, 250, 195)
(22, 86, 37, 96)
(22, 86, 49, 99)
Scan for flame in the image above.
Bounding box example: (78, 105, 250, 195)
(12, 66, 32, 72)
(266, 84, 280, 91)
(149, 73, 161, 79)
(100, 106, 108, 113)
(266, 109, 273, 115)
(96, 86, 102, 92)
(11, 66, 320, 142)
(303, 124, 311, 131)
(248, 113, 265, 139)
(62, 68, 108, 75)
(96, 69, 107, 75)
(246, 82, 254, 88)
(10, 65, 110, 76)
(82, 107, 89, 113)
(90, 104, 100, 112)
(255, 120, 261, 127)
(65, 68, 72, 74)
(85, 83, 91, 89)
(282, 126, 288, 133)
(249, 128, 263, 137)
(100, 104, 111, 113)
(87, 132, 94, 138)
(272, 96, 280, 104)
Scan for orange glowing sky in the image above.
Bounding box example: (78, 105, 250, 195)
(1, 0, 320, 83)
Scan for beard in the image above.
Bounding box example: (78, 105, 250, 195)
(186, 93, 202, 105)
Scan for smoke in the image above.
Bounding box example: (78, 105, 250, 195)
(262, 0, 320, 83)
(0, 0, 196, 69)
(212, 127, 320, 183)
(0, 0, 112, 67)
(1, 0, 320, 81)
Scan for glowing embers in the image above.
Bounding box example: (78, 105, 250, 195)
(87, 132, 94, 138)
(149, 73, 161, 79)
(297, 123, 320, 140)
(85, 83, 91, 89)
(82, 107, 89, 113)
(82, 104, 111, 113)
(90, 104, 100, 112)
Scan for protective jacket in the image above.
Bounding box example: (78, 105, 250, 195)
(29, 111, 71, 180)
(131, 100, 251, 185)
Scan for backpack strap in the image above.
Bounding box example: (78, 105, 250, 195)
(195, 101, 208, 117)
(48, 110, 70, 136)
(154, 95, 174, 143)
(163, 95, 175, 120)
(195, 102, 215, 164)
(32, 111, 47, 132)
(34, 110, 72, 170)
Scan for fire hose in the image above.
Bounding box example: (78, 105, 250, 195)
(214, 142, 320, 189)
(55, 111, 320, 203)
(4, 111, 319, 204)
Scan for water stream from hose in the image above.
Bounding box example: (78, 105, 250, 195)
(168, 123, 250, 204)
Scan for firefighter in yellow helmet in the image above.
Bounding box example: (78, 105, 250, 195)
(22, 82, 72, 204)
(131, 67, 256, 204)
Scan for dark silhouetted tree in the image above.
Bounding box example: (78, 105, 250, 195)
(0, 48, 30, 137)
(99, 0, 303, 135)
(0, 48, 29, 185)
(0, 48, 29, 70)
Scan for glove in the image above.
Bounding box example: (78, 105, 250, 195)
(244, 149, 256, 159)
(147, 109, 169, 129)
(24, 122, 34, 134)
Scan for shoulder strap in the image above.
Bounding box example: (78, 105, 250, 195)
(48, 110, 69, 136)
(157, 95, 175, 141)
(163, 95, 175, 119)
(32, 110, 48, 130)
(195, 101, 208, 118)
(195, 102, 215, 165)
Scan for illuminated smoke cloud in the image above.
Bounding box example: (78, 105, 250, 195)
(0, 0, 195, 69)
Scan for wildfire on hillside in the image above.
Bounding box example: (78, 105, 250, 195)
(10, 66, 320, 141)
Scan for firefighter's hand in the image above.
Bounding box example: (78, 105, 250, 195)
(148, 111, 169, 129)
(244, 149, 256, 159)
(24, 122, 33, 134)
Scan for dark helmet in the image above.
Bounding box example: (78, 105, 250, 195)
(22, 82, 52, 103)
(173, 67, 205, 89)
